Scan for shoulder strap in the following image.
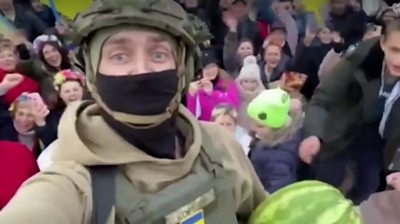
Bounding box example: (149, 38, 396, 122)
(89, 165, 118, 224)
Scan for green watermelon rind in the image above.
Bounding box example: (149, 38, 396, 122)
(248, 181, 361, 224)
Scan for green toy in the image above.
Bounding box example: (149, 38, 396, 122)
(247, 88, 290, 129)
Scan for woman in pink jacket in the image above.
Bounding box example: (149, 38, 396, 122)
(187, 51, 240, 121)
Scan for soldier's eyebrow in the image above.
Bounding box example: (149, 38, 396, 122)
(147, 34, 168, 43)
(103, 37, 132, 47)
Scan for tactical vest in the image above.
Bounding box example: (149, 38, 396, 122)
(88, 127, 239, 224)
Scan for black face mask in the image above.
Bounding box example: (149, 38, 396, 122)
(96, 70, 179, 159)
(96, 69, 178, 116)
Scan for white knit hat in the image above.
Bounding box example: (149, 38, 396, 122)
(236, 56, 264, 91)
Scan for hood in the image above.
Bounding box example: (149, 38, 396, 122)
(258, 110, 304, 147)
(52, 102, 202, 167)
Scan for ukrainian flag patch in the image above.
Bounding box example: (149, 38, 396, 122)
(180, 210, 205, 224)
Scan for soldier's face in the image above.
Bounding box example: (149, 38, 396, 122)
(99, 30, 176, 76)
(381, 30, 400, 77)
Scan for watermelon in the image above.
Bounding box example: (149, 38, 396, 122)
(249, 181, 362, 224)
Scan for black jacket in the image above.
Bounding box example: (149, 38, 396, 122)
(304, 37, 400, 169)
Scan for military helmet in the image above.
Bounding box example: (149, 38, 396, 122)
(71, 0, 212, 127)
(73, 0, 211, 79)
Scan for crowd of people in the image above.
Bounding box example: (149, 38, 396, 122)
(1, 0, 400, 223)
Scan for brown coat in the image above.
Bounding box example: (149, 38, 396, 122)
(0, 102, 267, 224)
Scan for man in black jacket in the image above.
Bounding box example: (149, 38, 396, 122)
(299, 19, 400, 204)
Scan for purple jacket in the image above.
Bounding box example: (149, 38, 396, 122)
(186, 80, 240, 121)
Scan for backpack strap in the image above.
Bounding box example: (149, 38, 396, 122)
(89, 165, 118, 224)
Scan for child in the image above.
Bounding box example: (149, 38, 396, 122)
(247, 88, 303, 193)
(235, 55, 265, 131)
(36, 70, 85, 170)
(53, 69, 85, 106)
(211, 104, 252, 155)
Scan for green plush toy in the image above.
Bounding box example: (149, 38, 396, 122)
(247, 88, 290, 129)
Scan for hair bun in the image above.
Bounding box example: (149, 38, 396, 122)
(243, 55, 257, 66)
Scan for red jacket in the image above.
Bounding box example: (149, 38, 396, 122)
(0, 141, 39, 209)
(0, 68, 39, 106)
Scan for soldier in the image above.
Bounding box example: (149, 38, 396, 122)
(0, 0, 266, 223)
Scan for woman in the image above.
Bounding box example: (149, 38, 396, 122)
(223, 36, 255, 77)
(0, 93, 53, 157)
(187, 51, 240, 121)
(259, 43, 289, 89)
(18, 38, 71, 108)
(38, 41, 71, 74)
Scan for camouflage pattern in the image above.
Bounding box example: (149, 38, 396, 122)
(72, 0, 212, 86)
(70, 0, 212, 126)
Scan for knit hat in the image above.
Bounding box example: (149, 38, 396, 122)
(247, 88, 290, 129)
(236, 56, 264, 91)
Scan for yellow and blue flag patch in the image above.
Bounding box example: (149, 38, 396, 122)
(180, 210, 205, 224)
